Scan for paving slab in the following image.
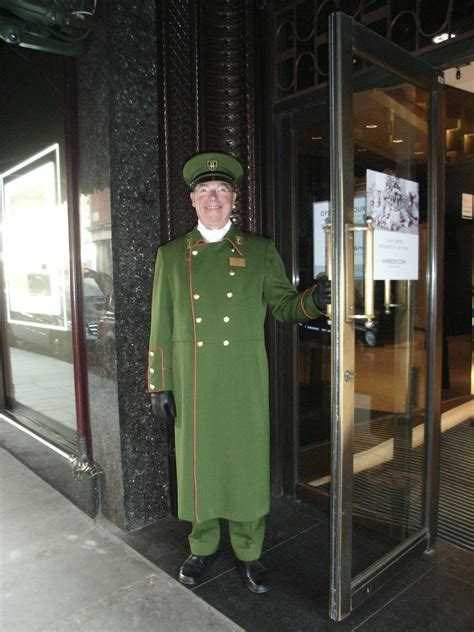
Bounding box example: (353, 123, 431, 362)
(0, 447, 242, 632)
(45, 574, 242, 632)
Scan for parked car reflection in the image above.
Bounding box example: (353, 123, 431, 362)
(8, 268, 115, 368)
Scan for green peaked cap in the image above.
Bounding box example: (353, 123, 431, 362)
(182, 152, 243, 189)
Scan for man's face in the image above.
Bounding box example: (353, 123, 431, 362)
(190, 180, 237, 230)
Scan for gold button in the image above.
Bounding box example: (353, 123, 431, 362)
(229, 270, 235, 276)
(231, 248, 235, 253)
(226, 292, 233, 298)
(192, 250, 198, 255)
(196, 317, 202, 323)
(149, 351, 154, 357)
(223, 340, 230, 346)
(150, 384, 155, 390)
(149, 368, 154, 374)
(197, 341, 204, 347)
(193, 293, 200, 300)
(223, 316, 230, 323)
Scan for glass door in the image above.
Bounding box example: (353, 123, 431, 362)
(328, 13, 444, 620)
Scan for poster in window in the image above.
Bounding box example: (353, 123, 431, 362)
(366, 169, 419, 280)
(313, 195, 366, 279)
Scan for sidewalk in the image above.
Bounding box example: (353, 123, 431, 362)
(2, 445, 474, 632)
(0, 447, 242, 632)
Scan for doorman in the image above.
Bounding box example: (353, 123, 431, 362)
(148, 152, 331, 593)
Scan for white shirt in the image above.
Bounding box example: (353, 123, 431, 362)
(197, 219, 232, 243)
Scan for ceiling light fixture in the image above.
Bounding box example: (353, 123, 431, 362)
(392, 139, 404, 143)
(366, 124, 378, 129)
(432, 32, 456, 44)
(312, 136, 322, 140)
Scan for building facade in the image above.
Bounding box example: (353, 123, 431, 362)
(1, 0, 473, 620)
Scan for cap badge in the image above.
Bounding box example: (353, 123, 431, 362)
(207, 159, 218, 171)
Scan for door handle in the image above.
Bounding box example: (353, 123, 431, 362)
(345, 217, 375, 329)
(324, 219, 333, 324)
(383, 280, 403, 313)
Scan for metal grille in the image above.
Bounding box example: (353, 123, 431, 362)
(438, 420, 474, 550)
(273, 0, 474, 102)
(352, 418, 474, 551)
(316, 418, 474, 551)
(352, 415, 424, 533)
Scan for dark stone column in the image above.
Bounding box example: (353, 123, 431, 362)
(107, 1, 168, 530)
(77, 0, 170, 530)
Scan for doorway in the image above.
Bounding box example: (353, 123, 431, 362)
(275, 13, 444, 620)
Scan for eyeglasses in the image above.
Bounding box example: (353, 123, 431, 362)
(193, 183, 234, 194)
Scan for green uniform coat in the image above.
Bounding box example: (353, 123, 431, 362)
(148, 223, 321, 524)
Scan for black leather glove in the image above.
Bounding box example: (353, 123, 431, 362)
(151, 391, 176, 429)
(312, 274, 331, 313)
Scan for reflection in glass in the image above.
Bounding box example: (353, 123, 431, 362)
(350, 82, 429, 575)
(293, 78, 438, 577)
(80, 187, 115, 380)
(295, 100, 332, 488)
(2, 145, 76, 434)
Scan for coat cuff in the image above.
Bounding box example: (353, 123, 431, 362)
(299, 286, 324, 320)
(147, 347, 174, 392)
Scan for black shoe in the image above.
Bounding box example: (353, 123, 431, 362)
(178, 552, 219, 586)
(235, 559, 271, 594)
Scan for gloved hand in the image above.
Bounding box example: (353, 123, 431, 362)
(151, 391, 176, 430)
(312, 274, 331, 313)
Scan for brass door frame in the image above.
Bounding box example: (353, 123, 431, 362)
(328, 11, 444, 620)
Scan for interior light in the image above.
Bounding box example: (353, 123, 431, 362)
(392, 139, 404, 144)
(366, 124, 378, 129)
(414, 151, 424, 155)
(357, 148, 367, 152)
(446, 119, 461, 132)
(432, 33, 456, 44)
(312, 136, 322, 140)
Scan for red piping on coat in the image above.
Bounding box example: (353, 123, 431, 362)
(188, 239, 206, 249)
(187, 249, 199, 523)
(224, 237, 244, 257)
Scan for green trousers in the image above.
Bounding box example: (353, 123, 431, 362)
(188, 516, 266, 562)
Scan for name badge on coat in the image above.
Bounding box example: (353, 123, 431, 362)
(229, 257, 245, 267)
